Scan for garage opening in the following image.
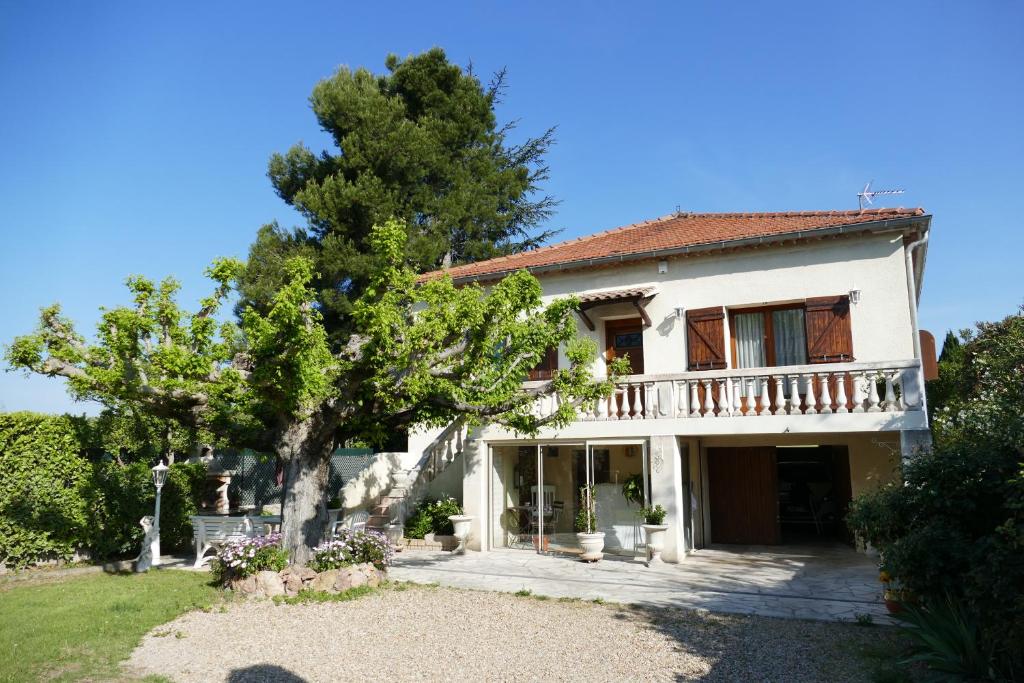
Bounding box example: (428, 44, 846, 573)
(707, 445, 852, 546)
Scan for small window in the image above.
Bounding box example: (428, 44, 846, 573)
(528, 347, 558, 381)
(614, 332, 642, 348)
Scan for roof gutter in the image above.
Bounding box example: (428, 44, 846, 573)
(447, 215, 932, 286)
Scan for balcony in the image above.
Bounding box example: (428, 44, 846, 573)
(520, 359, 926, 435)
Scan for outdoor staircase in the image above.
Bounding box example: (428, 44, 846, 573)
(364, 419, 468, 532)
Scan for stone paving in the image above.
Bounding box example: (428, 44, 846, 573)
(390, 543, 889, 623)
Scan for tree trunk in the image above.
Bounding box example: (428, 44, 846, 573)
(277, 419, 335, 566)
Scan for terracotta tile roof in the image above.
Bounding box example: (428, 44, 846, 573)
(578, 286, 657, 304)
(422, 207, 927, 282)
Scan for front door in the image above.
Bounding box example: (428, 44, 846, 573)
(708, 447, 780, 545)
(605, 319, 644, 417)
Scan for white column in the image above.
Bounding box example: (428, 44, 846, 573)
(689, 381, 701, 417)
(866, 373, 882, 412)
(883, 372, 898, 412)
(701, 380, 714, 417)
(744, 378, 756, 416)
(731, 378, 742, 417)
(787, 376, 800, 414)
(649, 435, 685, 563)
(835, 373, 849, 414)
(717, 379, 730, 417)
(851, 374, 866, 413)
(758, 377, 771, 416)
(676, 380, 688, 417)
(461, 435, 487, 552)
(803, 374, 818, 415)
(773, 376, 786, 415)
(818, 373, 833, 415)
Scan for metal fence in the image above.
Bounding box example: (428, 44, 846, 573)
(213, 448, 374, 510)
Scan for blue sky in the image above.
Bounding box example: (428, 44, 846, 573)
(1, 1, 1021, 415)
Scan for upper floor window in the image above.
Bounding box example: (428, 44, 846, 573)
(686, 296, 854, 372)
(528, 347, 559, 381)
(730, 306, 808, 369)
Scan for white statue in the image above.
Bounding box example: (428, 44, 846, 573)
(135, 516, 157, 572)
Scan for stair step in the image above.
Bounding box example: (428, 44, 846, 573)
(368, 515, 392, 526)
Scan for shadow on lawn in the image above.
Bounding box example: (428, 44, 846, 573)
(227, 664, 308, 682)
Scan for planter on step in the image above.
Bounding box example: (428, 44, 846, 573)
(385, 523, 404, 551)
(576, 531, 605, 562)
(448, 515, 474, 554)
(642, 524, 669, 566)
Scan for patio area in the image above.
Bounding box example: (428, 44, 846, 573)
(390, 543, 887, 622)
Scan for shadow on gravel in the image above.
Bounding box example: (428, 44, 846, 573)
(227, 664, 308, 682)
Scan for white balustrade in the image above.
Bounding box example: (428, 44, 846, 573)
(517, 360, 923, 422)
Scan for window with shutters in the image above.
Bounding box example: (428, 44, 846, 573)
(528, 347, 558, 381)
(726, 297, 853, 369)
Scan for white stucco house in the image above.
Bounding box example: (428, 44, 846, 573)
(345, 207, 935, 564)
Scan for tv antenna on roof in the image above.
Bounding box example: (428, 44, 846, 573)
(857, 181, 904, 210)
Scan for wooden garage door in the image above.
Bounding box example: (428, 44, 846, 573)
(708, 447, 780, 545)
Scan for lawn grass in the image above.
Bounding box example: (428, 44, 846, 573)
(0, 569, 218, 682)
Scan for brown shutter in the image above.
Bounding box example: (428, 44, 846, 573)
(686, 306, 727, 370)
(528, 347, 558, 380)
(805, 296, 854, 363)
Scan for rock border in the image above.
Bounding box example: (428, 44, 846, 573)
(228, 562, 385, 598)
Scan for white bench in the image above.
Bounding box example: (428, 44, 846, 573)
(190, 515, 267, 568)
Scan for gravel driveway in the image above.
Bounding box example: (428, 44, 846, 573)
(126, 585, 897, 682)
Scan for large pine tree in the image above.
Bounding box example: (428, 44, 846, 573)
(239, 48, 558, 339)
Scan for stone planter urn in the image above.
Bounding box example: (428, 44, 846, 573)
(576, 531, 605, 562)
(642, 524, 669, 566)
(385, 523, 404, 551)
(448, 515, 474, 554)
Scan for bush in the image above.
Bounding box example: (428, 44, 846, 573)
(0, 413, 92, 568)
(403, 496, 462, 538)
(310, 528, 393, 571)
(847, 309, 1024, 677)
(0, 411, 206, 568)
(84, 459, 205, 558)
(210, 533, 288, 584)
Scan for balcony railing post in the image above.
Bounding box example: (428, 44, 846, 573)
(676, 380, 688, 417)
(883, 372, 898, 412)
(717, 379, 729, 417)
(803, 374, 818, 415)
(645, 382, 657, 419)
(689, 381, 701, 417)
(866, 372, 882, 412)
(773, 375, 786, 415)
(835, 373, 849, 414)
(787, 376, 800, 414)
(818, 373, 833, 415)
(701, 380, 714, 417)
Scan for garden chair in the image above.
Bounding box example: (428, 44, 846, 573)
(330, 510, 369, 536)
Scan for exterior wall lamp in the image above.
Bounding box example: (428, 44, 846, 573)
(674, 306, 686, 320)
(849, 289, 862, 305)
(658, 260, 668, 274)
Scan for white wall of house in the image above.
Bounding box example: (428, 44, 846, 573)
(528, 231, 915, 375)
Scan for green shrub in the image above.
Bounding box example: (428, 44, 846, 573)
(574, 485, 597, 533)
(84, 460, 205, 558)
(847, 309, 1024, 677)
(403, 496, 462, 538)
(640, 504, 667, 525)
(0, 411, 206, 568)
(0, 412, 92, 568)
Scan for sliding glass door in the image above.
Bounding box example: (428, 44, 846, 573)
(489, 440, 650, 557)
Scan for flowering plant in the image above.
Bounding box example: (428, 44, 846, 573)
(211, 532, 289, 583)
(310, 528, 393, 571)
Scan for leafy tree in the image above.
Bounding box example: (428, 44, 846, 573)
(239, 48, 557, 340)
(8, 220, 619, 563)
(848, 308, 1024, 675)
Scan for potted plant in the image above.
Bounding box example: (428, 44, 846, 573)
(575, 485, 605, 562)
(640, 504, 669, 566)
(878, 570, 911, 613)
(326, 496, 343, 528)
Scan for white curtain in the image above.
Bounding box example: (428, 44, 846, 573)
(733, 313, 765, 398)
(772, 309, 807, 366)
(734, 312, 766, 368)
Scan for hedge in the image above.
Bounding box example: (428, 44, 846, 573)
(0, 412, 205, 569)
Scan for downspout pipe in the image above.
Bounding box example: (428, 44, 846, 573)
(904, 227, 930, 421)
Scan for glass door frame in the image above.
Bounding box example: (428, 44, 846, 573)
(487, 439, 651, 554)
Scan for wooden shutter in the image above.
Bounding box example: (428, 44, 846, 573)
(805, 296, 854, 363)
(528, 347, 558, 380)
(686, 306, 727, 370)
